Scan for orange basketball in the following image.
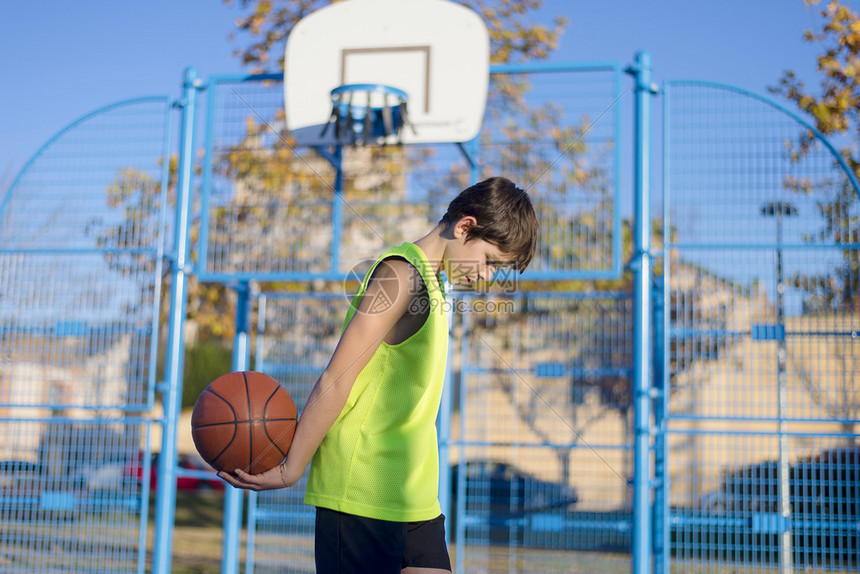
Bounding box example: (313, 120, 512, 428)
(191, 371, 297, 475)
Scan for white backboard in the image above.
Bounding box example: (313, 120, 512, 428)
(284, 0, 490, 146)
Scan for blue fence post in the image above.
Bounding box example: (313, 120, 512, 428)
(454, 303, 472, 574)
(223, 281, 251, 574)
(331, 146, 343, 274)
(651, 277, 668, 574)
(153, 66, 200, 574)
(244, 293, 268, 574)
(628, 51, 656, 574)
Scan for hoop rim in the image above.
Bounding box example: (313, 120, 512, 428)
(330, 83, 409, 102)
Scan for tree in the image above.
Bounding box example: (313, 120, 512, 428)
(771, 0, 860, 312)
(218, 0, 571, 218)
(88, 161, 237, 343)
(88, 159, 240, 413)
(771, 0, 860, 430)
(773, 1, 860, 153)
(224, 0, 567, 72)
(214, 0, 593, 291)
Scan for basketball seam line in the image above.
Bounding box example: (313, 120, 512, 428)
(263, 385, 290, 458)
(204, 388, 239, 467)
(192, 418, 297, 429)
(243, 372, 253, 473)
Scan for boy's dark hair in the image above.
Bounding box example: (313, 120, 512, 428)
(440, 177, 538, 273)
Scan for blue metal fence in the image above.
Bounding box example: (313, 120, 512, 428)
(662, 80, 860, 573)
(248, 293, 339, 574)
(2, 51, 859, 574)
(197, 61, 628, 574)
(452, 291, 634, 573)
(0, 96, 171, 573)
(249, 289, 636, 574)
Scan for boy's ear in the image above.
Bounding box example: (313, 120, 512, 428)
(452, 216, 477, 239)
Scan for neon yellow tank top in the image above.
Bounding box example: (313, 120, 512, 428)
(304, 242, 449, 522)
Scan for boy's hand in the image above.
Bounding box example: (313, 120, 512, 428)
(217, 463, 293, 491)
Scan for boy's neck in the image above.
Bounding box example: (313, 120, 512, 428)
(413, 223, 447, 274)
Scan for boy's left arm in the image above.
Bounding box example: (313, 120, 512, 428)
(217, 258, 418, 490)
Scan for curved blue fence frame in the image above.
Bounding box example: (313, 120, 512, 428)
(0, 95, 173, 574)
(661, 79, 860, 573)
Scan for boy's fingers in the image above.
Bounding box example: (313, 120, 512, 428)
(217, 470, 254, 489)
(233, 469, 254, 481)
(217, 471, 240, 485)
(216, 468, 280, 492)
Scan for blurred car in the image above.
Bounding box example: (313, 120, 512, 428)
(716, 447, 859, 516)
(791, 447, 858, 519)
(699, 446, 860, 565)
(448, 460, 578, 538)
(125, 451, 224, 493)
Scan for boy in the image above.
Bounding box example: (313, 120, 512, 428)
(219, 176, 539, 574)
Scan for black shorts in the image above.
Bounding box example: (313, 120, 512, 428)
(314, 507, 451, 574)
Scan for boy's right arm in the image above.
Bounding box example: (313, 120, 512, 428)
(217, 258, 418, 490)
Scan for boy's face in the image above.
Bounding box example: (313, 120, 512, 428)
(444, 216, 512, 286)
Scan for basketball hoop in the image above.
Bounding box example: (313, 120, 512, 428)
(284, 0, 489, 146)
(320, 84, 413, 146)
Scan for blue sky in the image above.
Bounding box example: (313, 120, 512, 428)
(1, 0, 854, 189)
